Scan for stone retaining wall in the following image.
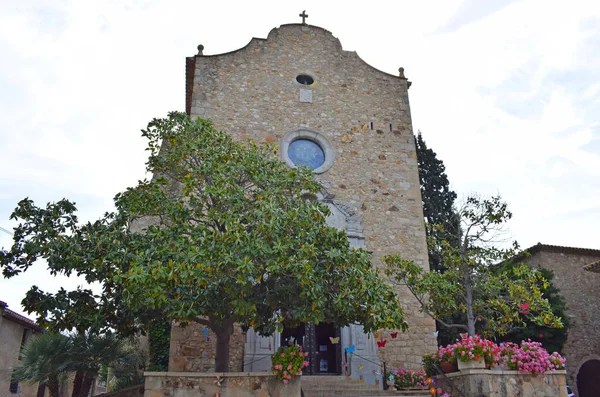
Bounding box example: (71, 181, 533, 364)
(439, 369, 567, 397)
(93, 384, 144, 397)
(143, 372, 300, 397)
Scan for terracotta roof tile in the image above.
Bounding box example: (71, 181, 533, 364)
(1, 301, 43, 331)
(523, 243, 600, 258)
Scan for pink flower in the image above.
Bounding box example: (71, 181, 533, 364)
(287, 365, 292, 370)
(280, 353, 285, 357)
(283, 379, 288, 384)
(290, 352, 295, 356)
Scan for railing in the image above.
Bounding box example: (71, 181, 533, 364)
(241, 354, 272, 371)
(431, 364, 468, 397)
(344, 350, 389, 390)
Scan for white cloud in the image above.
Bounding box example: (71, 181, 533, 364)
(1, 0, 599, 315)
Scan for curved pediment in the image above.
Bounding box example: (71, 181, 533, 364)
(193, 24, 403, 80)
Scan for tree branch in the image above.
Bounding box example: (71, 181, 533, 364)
(435, 318, 469, 331)
(192, 316, 211, 327)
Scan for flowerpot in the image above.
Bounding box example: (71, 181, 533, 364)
(457, 359, 486, 371)
(490, 365, 504, 372)
(359, 375, 363, 381)
(440, 360, 459, 373)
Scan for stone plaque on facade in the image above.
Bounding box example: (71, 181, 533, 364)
(299, 89, 312, 103)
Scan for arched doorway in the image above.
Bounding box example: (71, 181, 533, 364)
(577, 359, 600, 397)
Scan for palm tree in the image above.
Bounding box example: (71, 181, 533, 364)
(69, 332, 129, 397)
(13, 332, 72, 397)
(14, 331, 135, 397)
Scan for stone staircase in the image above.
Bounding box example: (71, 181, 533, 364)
(301, 376, 430, 397)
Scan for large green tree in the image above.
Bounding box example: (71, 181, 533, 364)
(415, 132, 459, 272)
(2, 112, 406, 372)
(384, 195, 563, 337)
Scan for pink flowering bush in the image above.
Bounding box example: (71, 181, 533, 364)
(387, 368, 428, 389)
(432, 335, 566, 377)
(436, 334, 499, 366)
(497, 339, 566, 376)
(271, 344, 309, 383)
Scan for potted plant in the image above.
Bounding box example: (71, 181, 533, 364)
(271, 344, 309, 384)
(446, 334, 497, 370)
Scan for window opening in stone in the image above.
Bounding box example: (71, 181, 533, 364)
(389, 123, 393, 132)
(296, 74, 314, 85)
(288, 139, 325, 169)
(370, 122, 374, 130)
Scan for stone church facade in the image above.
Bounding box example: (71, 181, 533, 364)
(169, 22, 437, 378)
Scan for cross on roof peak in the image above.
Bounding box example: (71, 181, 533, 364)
(299, 10, 308, 25)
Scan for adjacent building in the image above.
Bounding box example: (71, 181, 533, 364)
(524, 244, 600, 397)
(0, 301, 44, 397)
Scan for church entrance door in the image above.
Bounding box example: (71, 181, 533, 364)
(280, 323, 341, 375)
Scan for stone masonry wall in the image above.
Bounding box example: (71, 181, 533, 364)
(174, 23, 437, 371)
(169, 322, 245, 372)
(439, 369, 567, 397)
(144, 372, 300, 397)
(526, 248, 600, 396)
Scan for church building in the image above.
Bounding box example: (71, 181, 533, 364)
(168, 16, 437, 379)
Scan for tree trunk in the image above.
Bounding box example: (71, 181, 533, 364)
(463, 265, 476, 336)
(71, 370, 84, 397)
(214, 326, 233, 372)
(79, 372, 96, 397)
(47, 374, 60, 397)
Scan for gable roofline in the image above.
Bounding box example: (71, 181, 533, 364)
(0, 300, 43, 331)
(185, 23, 409, 115)
(523, 243, 600, 258)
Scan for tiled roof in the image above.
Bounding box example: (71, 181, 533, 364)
(523, 243, 600, 258)
(0, 301, 43, 331)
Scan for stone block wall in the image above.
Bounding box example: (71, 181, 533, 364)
(93, 384, 144, 397)
(525, 245, 600, 396)
(169, 322, 246, 372)
(439, 369, 567, 397)
(176, 22, 436, 372)
(144, 372, 300, 397)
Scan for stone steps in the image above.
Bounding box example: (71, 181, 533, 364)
(301, 376, 429, 397)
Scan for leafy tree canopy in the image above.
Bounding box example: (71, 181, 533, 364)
(494, 266, 569, 353)
(1, 112, 406, 371)
(385, 195, 563, 338)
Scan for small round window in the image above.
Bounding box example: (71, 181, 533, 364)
(288, 139, 325, 169)
(296, 74, 314, 85)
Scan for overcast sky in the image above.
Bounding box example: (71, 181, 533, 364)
(1, 0, 599, 316)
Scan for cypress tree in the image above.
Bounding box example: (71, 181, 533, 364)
(415, 132, 458, 272)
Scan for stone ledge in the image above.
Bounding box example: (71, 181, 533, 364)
(144, 371, 282, 378)
(444, 369, 567, 377)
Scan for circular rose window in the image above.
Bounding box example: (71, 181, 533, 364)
(288, 139, 325, 170)
(280, 128, 335, 174)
